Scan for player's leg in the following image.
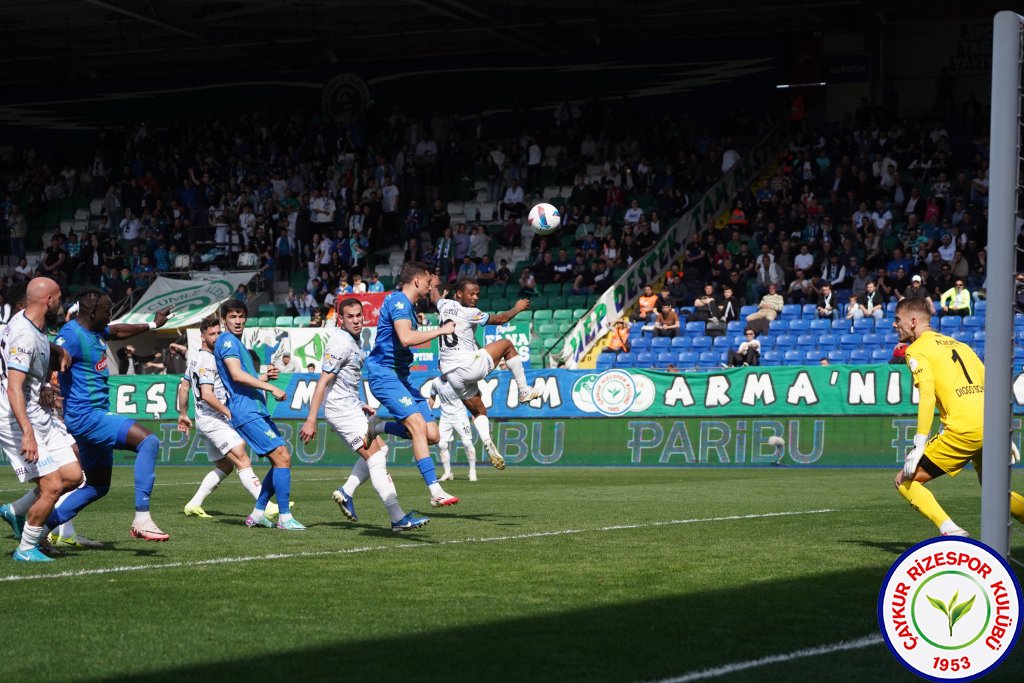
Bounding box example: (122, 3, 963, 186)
(0, 487, 38, 539)
(121, 422, 163, 532)
(970, 453, 1024, 525)
(461, 390, 503, 470)
(47, 441, 113, 543)
(437, 418, 455, 481)
(483, 338, 540, 401)
(241, 417, 304, 530)
(457, 420, 478, 481)
(894, 434, 972, 536)
(184, 458, 233, 518)
(17, 457, 83, 560)
(358, 436, 428, 531)
(404, 411, 457, 507)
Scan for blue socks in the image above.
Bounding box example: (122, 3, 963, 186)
(134, 434, 159, 512)
(417, 458, 438, 487)
(47, 484, 110, 528)
(384, 422, 410, 439)
(272, 467, 291, 514)
(254, 468, 276, 511)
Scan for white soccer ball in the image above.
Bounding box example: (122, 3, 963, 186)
(528, 203, 561, 235)
(768, 436, 786, 448)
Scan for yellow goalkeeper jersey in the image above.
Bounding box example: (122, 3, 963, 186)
(905, 330, 985, 438)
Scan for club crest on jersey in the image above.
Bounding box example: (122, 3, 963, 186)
(55, 336, 66, 346)
(95, 356, 108, 372)
(400, 396, 413, 406)
(223, 340, 233, 349)
(395, 302, 405, 310)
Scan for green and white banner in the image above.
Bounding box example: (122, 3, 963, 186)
(114, 273, 255, 328)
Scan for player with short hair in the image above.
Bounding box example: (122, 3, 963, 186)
(893, 297, 1024, 536)
(0, 278, 83, 561)
(176, 314, 278, 519)
(436, 278, 541, 469)
(423, 376, 478, 482)
(214, 299, 305, 530)
(365, 261, 459, 508)
(300, 298, 428, 531)
(44, 287, 173, 541)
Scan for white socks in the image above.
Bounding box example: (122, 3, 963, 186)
(10, 489, 39, 515)
(133, 510, 153, 526)
(188, 468, 228, 507)
(18, 524, 43, 553)
(366, 449, 404, 523)
(58, 521, 77, 540)
(343, 456, 370, 497)
(939, 519, 964, 535)
(236, 467, 262, 499)
(465, 445, 477, 476)
(439, 447, 452, 475)
(505, 355, 529, 394)
(473, 414, 492, 443)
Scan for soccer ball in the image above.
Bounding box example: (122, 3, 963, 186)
(528, 203, 561, 235)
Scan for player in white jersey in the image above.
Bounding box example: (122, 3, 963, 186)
(300, 298, 428, 532)
(0, 278, 82, 562)
(423, 376, 478, 481)
(175, 314, 278, 519)
(436, 278, 541, 470)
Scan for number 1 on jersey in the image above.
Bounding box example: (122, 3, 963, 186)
(951, 349, 973, 385)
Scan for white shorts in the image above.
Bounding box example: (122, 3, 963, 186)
(196, 414, 245, 461)
(326, 406, 369, 452)
(440, 415, 473, 448)
(0, 415, 78, 483)
(442, 351, 495, 399)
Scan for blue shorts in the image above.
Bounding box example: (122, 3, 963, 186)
(235, 416, 286, 457)
(66, 409, 135, 449)
(368, 369, 433, 423)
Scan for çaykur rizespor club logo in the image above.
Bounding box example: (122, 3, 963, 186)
(572, 370, 656, 416)
(878, 536, 1022, 681)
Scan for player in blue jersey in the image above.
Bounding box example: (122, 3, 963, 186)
(46, 287, 174, 541)
(366, 261, 460, 508)
(214, 299, 305, 530)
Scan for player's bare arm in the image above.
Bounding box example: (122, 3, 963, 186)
(199, 383, 232, 421)
(300, 371, 336, 443)
(175, 378, 192, 434)
(222, 356, 286, 401)
(6, 369, 37, 462)
(107, 305, 174, 340)
(487, 298, 531, 325)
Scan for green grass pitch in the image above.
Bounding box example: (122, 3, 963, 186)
(0, 466, 1021, 682)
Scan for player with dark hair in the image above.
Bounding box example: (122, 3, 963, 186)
(893, 296, 1024, 536)
(365, 261, 460, 508)
(214, 299, 304, 529)
(45, 286, 174, 541)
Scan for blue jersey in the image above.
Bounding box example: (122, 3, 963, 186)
(367, 291, 417, 378)
(54, 319, 112, 419)
(213, 330, 268, 426)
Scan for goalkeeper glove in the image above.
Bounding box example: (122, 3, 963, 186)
(903, 433, 929, 479)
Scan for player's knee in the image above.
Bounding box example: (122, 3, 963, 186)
(37, 476, 63, 501)
(94, 485, 110, 498)
(426, 427, 440, 445)
(63, 469, 84, 492)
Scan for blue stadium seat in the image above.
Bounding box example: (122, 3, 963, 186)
(761, 350, 782, 366)
(848, 349, 870, 364)
(939, 317, 962, 333)
(852, 318, 874, 333)
(651, 337, 670, 350)
(828, 349, 849, 363)
(775, 334, 796, 350)
(670, 336, 689, 349)
(862, 333, 883, 349)
(596, 354, 615, 368)
(636, 352, 655, 365)
(974, 330, 987, 344)
(784, 350, 803, 364)
(804, 350, 824, 364)
(796, 334, 817, 350)
(770, 319, 789, 332)
(809, 319, 830, 332)
(712, 336, 731, 349)
(952, 331, 971, 343)
(885, 302, 897, 315)
(871, 349, 891, 363)
(616, 352, 636, 365)
(726, 320, 744, 334)
(839, 334, 862, 350)
(802, 304, 817, 319)
(975, 301, 986, 315)
(962, 316, 981, 331)
(818, 334, 837, 350)
(684, 321, 705, 334)
(740, 305, 758, 318)
(631, 338, 651, 353)
(690, 336, 711, 351)
(782, 304, 802, 319)
(831, 319, 850, 333)
(788, 319, 810, 335)
(677, 351, 699, 366)
(656, 352, 675, 365)
(757, 336, 774, 350)
(698, 351, 721, 367)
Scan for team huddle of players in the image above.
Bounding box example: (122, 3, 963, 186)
(0, 262, 542, 561)
(3, 266, 1023, 563)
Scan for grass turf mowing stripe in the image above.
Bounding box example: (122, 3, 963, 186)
(646, 634, 884, 682)
(1, 508, 836, 582)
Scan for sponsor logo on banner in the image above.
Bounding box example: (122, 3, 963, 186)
(591, 370, 637, 416)
(878, 537, 1022, 680)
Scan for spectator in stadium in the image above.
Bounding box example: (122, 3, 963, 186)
(275, 352, 298, 373)
(653, 303, 680, 338)
(901, 275, 936, 315)
(816, 283, 839, 320)
(752, 253, 785, 301)
(843, 293, 862, 322)
(717, 285, 740, 324)
(518, 267, 536, 297)
(939, 279, 971, 317)
(726, 329, 760, 367)
(496, 259, 511, 286)
(477, 254, 496, 286)
(745, 283, 783, 326)
(500, 179, 526, 220)
(637, 285, 659, 323)
(858, 281, 885, 320)
(688, 283, 718, 322)
(603, 320, 630, 354)
(553, 249, 574, 284)
(117, 345, 163, 375)
(786, 269, 817, 305)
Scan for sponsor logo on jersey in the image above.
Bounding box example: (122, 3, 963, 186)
(95, 356, 107, 372)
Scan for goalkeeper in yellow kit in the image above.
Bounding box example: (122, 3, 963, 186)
(893, 297, 1024, 536)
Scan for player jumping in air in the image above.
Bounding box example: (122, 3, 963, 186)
(214, 299, 305, 530)
(45, 288, 173, 542)
(300, 298, 428, 532)
(893, 297, 1024, 536)
(176, 314, 279, 520)
(423, 376, 479, 481)
(436, 279, 541, 469)
(365, 261, 460, 508)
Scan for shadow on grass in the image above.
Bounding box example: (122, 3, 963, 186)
(88, 567, 1024, 683)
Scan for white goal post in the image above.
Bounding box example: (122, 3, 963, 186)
(982, 11, 1023, 559)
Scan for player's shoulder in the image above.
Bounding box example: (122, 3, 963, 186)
(386, 291, 412, 315)
(214, 332, 237, 353)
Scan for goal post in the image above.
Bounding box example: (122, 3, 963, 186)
(982, 11, 1023, 558)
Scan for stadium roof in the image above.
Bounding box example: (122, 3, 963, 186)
(0, 0, 1008, 87)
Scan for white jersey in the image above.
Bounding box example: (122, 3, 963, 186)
(424, 376, 469, 422)
(436, 298, 489, 374)
(322, 329, 364, 414)
(187, 350, 229, 421)
(0, 311, 52, 427)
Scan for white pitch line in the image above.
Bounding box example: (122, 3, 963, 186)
(0, 509, 835, 582)
(645, 634, 884, 683)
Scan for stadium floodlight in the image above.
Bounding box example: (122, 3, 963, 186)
(983, 10, 1023, 560)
